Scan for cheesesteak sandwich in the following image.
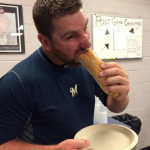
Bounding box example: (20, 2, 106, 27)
(78, 48, 119, 98)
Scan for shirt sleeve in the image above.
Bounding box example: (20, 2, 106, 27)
(95, 81, 108, 106)
(0, 71, 32, 145)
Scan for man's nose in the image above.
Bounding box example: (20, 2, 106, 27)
(79, 33, 91, 49)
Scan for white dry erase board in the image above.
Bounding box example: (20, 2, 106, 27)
(91, 14, 143, 59)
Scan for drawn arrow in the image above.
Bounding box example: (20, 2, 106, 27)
(105, 44, 109, 49)
(135, 27, 140, 30)
(99, 29, 110, 35)
(101, 44, 109, 50)
(129, 28, 134, 34)
(105, 29, 110, 35)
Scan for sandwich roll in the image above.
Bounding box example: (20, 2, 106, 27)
(78, 48, 119, 98)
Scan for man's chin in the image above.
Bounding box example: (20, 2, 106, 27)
(72, 59, 82, 67)
(65, 57, 82, 67)
(67, 59, 81, 67)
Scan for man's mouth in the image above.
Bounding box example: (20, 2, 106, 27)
(76, 49, 87, 56)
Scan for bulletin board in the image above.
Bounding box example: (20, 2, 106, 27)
(92, 14, 143, 59)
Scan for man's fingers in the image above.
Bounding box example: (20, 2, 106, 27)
(103, 76, 129, 86)
(59, 139, 90, 150)
(101, 62, 124, 70)
(70, 139, 90, 149)
(99, 68, 128, 78)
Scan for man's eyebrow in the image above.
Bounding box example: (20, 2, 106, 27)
(61, 18, 89, 39)
(61, 31, 78, 39)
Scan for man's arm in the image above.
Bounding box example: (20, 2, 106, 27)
(99, 62, 129, 113)
(106, 95, 129, 113)
(0, 139, 54, 150)
(0, 139, 90, 150)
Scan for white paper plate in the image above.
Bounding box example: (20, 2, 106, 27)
(74, 124, 138, 150)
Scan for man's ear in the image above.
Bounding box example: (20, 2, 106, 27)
(38, 33, 51, 51)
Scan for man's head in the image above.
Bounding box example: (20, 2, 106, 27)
(33, 0, 83, 39)
(33, 0, 91, 67)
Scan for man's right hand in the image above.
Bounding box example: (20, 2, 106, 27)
(58, 139, 90, 150)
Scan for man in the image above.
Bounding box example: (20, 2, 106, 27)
(0, 0, 129, 149)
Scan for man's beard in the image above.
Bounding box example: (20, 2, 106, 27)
(51, 44, 85, 67)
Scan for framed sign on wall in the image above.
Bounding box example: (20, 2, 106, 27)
(0, 3, 25, 53)
(92, 14, 143, 59)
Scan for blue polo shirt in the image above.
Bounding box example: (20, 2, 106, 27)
(0, 46, 107, 145)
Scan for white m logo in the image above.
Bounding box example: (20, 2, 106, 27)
(70, 84, 78, 97)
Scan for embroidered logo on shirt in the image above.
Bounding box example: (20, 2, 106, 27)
(70, 84, 78, 97)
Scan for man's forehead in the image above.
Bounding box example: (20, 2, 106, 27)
(53, 12, 88, 28)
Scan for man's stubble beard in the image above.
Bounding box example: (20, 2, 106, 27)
(51, 43, 84, 67)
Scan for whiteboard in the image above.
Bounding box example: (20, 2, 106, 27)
(92, 14, 143, 59)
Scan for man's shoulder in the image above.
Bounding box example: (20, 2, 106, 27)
(11, 49, 39, 71)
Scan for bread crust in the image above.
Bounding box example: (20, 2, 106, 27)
(78, 48, 119, 98)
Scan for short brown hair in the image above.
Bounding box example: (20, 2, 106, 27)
(32, 0, 83, 39)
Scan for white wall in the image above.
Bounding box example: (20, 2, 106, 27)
(0, 0, 150, 149)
